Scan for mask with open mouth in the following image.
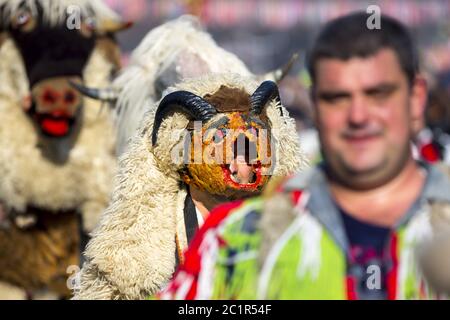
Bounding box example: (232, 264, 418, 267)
(28, 76, 83, 137)
(23, 76, 85, 164)
(152, 81, 279, 199)
(1, 0, 132, 164)
(221, 130, 268, 190)
(185, 112, 272, 198)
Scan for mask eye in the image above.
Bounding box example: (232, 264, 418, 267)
(17, 12, 30, 25)
(79, 17, 96, 37)
(85, 17, 97, 30)
(213, 129, 226, 143)
(12, 9, 34, 31)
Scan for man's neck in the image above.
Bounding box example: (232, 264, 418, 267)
(189, 185, 227, 220)
(329, 159, 426, 227)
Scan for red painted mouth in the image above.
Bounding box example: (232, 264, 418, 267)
(41, 118, 70, 136)
(36, 111, 73, 137)
(221, 161, 263, 191)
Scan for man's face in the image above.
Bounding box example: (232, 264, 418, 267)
(313, 48, 426, 189)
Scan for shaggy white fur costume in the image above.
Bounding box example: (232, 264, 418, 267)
(0, 37, 118, 231)
(0, 0, 123, 298)
(73, 73, 307, 299)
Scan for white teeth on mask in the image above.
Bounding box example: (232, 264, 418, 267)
(227, 165, 257, 184)
(228, 164, 239, 183)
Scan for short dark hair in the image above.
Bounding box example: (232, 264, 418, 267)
(307, 12, 419, 87)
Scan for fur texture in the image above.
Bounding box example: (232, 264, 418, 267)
(0, 209, 80, 297)
(258, 187, 298, 266)
(0, 36, 118, 229)
(0, 0, 122, 28)
(73, 74, 306, 300)
(111, 15, 253, 154)
(418, 163, 450, 295)
(0, 0, 123, 298)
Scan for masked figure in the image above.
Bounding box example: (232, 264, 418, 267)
(72, 15, 298, 155)
(0, 0, 130, 299)
(73, 73, 306, 299)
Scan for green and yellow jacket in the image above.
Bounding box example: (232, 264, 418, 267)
(159, 163, 450, 300)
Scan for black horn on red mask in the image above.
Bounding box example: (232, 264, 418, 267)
(69, 80, 119, 103)
(151, 91, 218, 146)
(249, 80, 281, 116)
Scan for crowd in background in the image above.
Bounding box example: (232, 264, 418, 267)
(104, 0, 450, 165)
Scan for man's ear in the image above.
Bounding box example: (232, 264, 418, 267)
(410, 75, 428, 135)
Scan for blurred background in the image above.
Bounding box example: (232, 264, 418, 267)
(105, 0, 450, 162)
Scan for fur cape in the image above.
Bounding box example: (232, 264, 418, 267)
(73, 73, 307, 299)
(0, 0, 123, 298)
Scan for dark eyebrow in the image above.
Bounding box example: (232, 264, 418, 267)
(315, 83, 399, 101)
(364, 83, 398, 96)
(315, 90, 351, 101)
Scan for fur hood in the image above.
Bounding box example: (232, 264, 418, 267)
(73, 73, 306, 299)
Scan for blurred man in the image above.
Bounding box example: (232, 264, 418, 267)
(159, 12, 450, 300)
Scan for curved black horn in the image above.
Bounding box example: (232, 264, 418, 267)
(152, 91, 217, 146)
(250, 80, 281, 115)
(69, 80, 119, 103)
